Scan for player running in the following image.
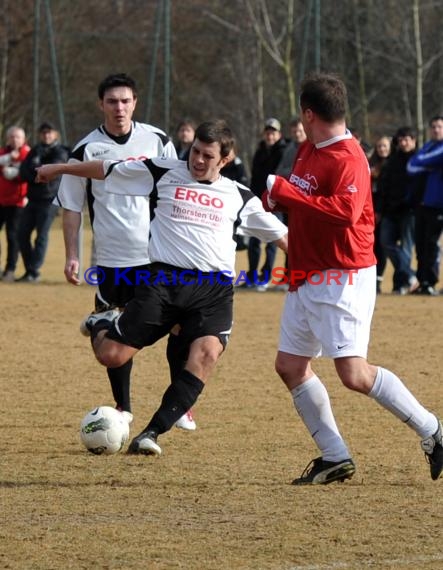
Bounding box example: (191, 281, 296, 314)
(263, 72, 442, 484)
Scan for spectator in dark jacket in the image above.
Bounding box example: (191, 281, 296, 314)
(17, 122, 69, 282)
(245, 118, 287, 289)
(221, 146, 249, 250)
(368, 135, 391, 293)
(378, 126, 418, 294)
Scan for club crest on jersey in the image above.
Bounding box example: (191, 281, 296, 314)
(289, 172, 318, 196)
(174, 187, 224, 208)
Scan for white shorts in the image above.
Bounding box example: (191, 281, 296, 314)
(279, 266, 376, 359)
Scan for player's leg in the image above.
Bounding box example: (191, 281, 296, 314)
(128, 335, 223, 455)
(166, 328, 197, 430)
(87, 269, 136, 413)
(276, 277, 359, 485)
(276, 350, 355, 485)
(335, 357, 443, 481)
(324, 266, 442, 481)
(107, 359, 133, 413)
(127, 277, 233, 455)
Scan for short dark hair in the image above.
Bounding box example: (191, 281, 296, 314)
(98, 73, 137, 100)
(194, 120, 235, 159)
(429, 115, 443, 125)
(394, 126, 416, 139)
(299, 72, 347, 122)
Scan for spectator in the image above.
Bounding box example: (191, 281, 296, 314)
(275, 117, 307, 180)
(17, 123, 69, 282)
(174, 118, 196, 160)
(407, 115, 443, 295)
(246, 118, 287, 290)
(368, 136, 391, 293)
(221, 146, 249, 251)
(274, 117, 307, 289)
(377, 127, 418, 294)
(0, 126, 30, 281)
(220, 147, 248, 186)
(350, 127, 372, 157)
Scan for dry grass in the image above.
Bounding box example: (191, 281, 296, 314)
(1, 219, 443, 570)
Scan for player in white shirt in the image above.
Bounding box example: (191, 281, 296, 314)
(55, 73, 195, 430)
(37, 120, 288, 457)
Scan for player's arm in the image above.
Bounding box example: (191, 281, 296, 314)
(36, 160, 106, 182)
(63, 209, 82, 285)
(407, 142, 443, 172)
(266, 164, 368, 227)
(238, 195, 288, 252)
(103, 159, 155, 197)
(274, 234, 288, 253)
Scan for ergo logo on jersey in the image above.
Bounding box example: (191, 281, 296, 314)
(174, 187, 224, 208)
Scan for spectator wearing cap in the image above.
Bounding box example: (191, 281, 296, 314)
(244, 117, 287, 290)
(17, 122, 69, 282)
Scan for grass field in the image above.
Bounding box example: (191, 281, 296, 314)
(1, 219, 443, 570)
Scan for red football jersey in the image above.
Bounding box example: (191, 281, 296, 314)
(264, 133, 376, 290)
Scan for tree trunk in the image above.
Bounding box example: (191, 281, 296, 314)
(412, 0, 424, 146)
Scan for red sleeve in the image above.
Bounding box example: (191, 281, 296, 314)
(261, 189, 287, 213)
(269, 157, 369, 227)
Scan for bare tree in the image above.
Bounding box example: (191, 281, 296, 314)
(244, 0, 297, 117)
(412, 0, 424, 145)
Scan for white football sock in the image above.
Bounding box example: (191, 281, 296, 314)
(369, 367, 438, 438)
(291, 375, 351, 462)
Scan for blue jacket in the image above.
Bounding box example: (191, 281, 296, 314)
(407, 139, 443, 208)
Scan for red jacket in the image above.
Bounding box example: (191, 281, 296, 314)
(0, 144, 31, 206)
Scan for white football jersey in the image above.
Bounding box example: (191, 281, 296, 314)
(55, 122, 177, 267)
(103, 157, 287, 274)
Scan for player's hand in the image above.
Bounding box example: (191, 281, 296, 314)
(65, 259, 81, 285)
(36, 164, 60, 183)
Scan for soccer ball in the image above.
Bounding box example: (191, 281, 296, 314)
(80, 406, 130, 455)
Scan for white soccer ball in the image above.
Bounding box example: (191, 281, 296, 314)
(80, 406, 130, 455)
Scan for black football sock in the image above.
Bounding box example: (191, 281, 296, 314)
(166, 333, 190, 383)
(145, 370, 204, 435)
(107, 358, 133, 412)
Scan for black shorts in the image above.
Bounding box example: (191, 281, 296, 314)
(94, 264, 150, 311)
(106, 263, 234, 349)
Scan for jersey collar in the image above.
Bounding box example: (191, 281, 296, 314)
(315, 129, 352, 149)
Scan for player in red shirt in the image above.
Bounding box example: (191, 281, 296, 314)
(263, 72, 442, 485)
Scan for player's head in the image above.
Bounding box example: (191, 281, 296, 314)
(299, 72, 347, 123)
(189, 120, 234, 182)
(97, 73, 138, 135)
(98, 73, 138, 100)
